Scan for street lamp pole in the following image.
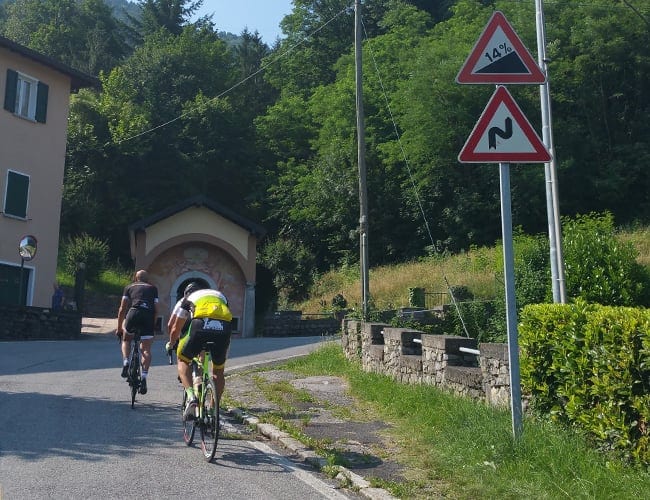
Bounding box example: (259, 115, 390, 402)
(535, 0, 566, 303)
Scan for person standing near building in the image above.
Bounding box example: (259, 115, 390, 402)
(51, 282, 65, 310)
(116, 269, 159, 395)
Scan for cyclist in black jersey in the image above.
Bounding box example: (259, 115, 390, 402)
(116, 269, 160, 395)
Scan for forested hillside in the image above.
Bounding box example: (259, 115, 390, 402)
(1, 0, 648, 302)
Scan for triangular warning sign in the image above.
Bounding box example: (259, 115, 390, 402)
(458, 86, 551, 163)
(457, 11, 546, 84)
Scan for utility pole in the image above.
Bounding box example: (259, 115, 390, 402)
(535, 0, 566, 303)
(355, 0, 369, 319)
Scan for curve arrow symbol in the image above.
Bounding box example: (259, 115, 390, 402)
(488, 117, 512, 149)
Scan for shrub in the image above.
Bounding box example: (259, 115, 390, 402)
(331, 293, 347, 310)
(563, 212, 649, 306)
(62, 233, 109, 282)
(513, 232, 551, 305)
(519, 301, 650, 465)
(442, 300, 501, 342)
(258, 237, 316, 305)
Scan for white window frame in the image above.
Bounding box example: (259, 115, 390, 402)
(15, 72, 38, 120)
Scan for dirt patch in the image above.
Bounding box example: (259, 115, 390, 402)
(225, 369, 407, 483)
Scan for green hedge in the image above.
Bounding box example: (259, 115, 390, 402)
(519, 301, 650, 465)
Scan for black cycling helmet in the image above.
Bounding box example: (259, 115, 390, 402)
(183, 281, 204, 298)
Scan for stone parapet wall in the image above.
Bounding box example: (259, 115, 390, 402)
(342, 321, 510, 406)
(0, 305, 81, 340)
(367, 344, 384, 373)
(261, 313, 341, 337)
(445, 366, 484, 400)
(399, 354, 422, 384)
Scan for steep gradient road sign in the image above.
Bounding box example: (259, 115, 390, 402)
(456, 11, 545, 84)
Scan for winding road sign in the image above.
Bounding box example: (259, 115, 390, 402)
(458, 86, 550, 163)
(456, 11, 546, 84)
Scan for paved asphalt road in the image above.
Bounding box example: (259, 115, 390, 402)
(0, 333, 352, 500)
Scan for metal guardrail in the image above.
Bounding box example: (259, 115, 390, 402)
(424, 291, 449, 309)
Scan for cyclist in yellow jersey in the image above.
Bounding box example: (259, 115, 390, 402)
(166, 282, 232, 419)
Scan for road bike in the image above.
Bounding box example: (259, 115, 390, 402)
(125, 330, 143, 408)
(181, 341, 220, 462)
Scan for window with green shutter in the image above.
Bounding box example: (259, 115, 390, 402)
(3, 170, 30, 218)
(3, 69, 48, 123)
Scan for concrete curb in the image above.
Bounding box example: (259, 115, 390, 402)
(227, 407, 398, 500)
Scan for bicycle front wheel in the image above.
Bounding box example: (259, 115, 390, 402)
(182, 389, 195, 445)
(200, 377, 220, 462)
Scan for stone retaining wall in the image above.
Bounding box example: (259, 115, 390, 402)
(342, 321, 510, 407)
(0, 305, 81, 340)
(261, 313, 340, 337)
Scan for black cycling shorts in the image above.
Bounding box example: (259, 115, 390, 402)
(124, 307, 155, 337)
(178, 317, 232, 368)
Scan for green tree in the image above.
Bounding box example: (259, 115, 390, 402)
(260, 1, 438, 270)
(134, 0, 203, 36)
(64, 24, 261, 261)
(265, 0, 393, 94)
(258, 236, 317, 304)
(230, 29, 276, 122)
(1, 0, 130, 74)
(546, 0, 650, 223)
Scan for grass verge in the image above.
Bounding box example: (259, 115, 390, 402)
(272, 343, 650, 499)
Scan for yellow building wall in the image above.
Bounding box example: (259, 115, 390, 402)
(144, 207, 250, 261)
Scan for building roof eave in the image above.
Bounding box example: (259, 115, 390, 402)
(0, 35, 100, 91)
(128, 195, 266, 240)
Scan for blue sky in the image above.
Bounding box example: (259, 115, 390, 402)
(193, 0, 294, 43)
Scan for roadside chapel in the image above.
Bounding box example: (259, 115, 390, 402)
(128, 195, 265, 338)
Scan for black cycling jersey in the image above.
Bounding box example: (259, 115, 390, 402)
(122, 281, 158, 310)
(122, 281, 158, 336)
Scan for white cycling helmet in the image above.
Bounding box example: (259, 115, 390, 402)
(214, 290, 228, 305)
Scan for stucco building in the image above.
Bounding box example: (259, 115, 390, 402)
(0, 36, 97, 307)
(128, 195, 265, 338)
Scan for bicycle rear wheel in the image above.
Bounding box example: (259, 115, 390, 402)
(182, 389, 196, 445)
(200, 377, 220, 462)
(129, 348, 140, 409)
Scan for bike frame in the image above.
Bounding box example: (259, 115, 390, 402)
(127, 333, 142, 408)
(182, 341, 220, 462)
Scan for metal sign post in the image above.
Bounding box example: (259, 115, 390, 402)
(457, 12, 552, 439)
(499, 163, 523, 439)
